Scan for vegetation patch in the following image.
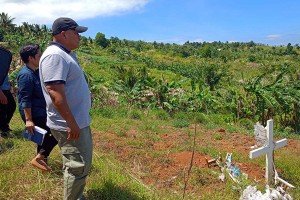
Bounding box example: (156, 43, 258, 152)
(1, 13, 300, 199)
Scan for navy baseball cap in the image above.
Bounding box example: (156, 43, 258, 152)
(52, 17, 88, 36)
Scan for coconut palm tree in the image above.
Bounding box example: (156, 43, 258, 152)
(0, 12, 16, 30)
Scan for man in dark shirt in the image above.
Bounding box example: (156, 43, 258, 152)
(17, 43, 57, 171)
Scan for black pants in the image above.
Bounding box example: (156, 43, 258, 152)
(21, 116, 58, 157)
(0, 90, 16, 132)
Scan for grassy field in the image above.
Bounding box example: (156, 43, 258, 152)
(0, 109, 299, 200)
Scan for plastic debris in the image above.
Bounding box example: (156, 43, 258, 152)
(225, 153, 242, 181)
(218, 172, 225, 182)
(240, 185, 293, 200)
(225, 152, 232, 164)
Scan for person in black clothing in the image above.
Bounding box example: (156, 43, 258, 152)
(0, 75, 16, 138)
(17, 43, 57, 171)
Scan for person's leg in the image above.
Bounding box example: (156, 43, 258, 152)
(30, 153, 51, 171)
(31, 117, 57, 171)
(39, 133, 58, 164)
(0, 102, 8, 133)
(5, 90, 16, 130)
(0, 91, 10, 133)
(34, 117, 58, 158)
(20, 115, 50, 171)
(51, 126, 92, 200)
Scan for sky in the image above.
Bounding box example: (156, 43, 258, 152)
(1, 0, 300, 46)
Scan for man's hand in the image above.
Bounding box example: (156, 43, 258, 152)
(0, 90, 8, 104)
(25, 120, 35, 134)
(67, 122, 80, 140)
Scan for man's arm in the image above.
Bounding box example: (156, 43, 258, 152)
(17, 73, 35, 133)
(45, 83, 80, 140)
(24, 108, 35, 134)
(0, 89, 8, 104)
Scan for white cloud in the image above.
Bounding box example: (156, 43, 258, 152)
(0, 0, 150, 25)
(152, 37, 204, 45)
(266, 34, 281, 40)
(190, 38, 204, 43)
(152, 37, 185, 44)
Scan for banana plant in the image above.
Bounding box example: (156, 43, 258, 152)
(111, 66, 149, 108)
(144, 76, 188, 111)
(243, 66, 295, 126)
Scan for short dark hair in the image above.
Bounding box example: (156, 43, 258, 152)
(19, 43, 40, 64)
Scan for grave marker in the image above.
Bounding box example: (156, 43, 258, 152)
(249, 119, 288, 184)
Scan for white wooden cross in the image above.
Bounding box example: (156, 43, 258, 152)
(249, 119, 288, 184)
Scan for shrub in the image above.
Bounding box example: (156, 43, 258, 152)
(98, 107, 116, 118)
(193, 112, 209, 124)
(209, 114, 226, 126)
(238, 118, 255, 130)
(213, 133, 222, 140)
(128, 109, 142, 120)
(0, 139, 16, 154)
(173, 119, 189, 128)
(173, 112, 189, 128)
(248, 55, 256, 62)
(154, 109, 169, 120)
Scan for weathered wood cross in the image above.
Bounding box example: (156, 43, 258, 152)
(249, 119, 288, 184)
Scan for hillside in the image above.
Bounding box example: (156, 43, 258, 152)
(1, 18, 300, 199)
(1, 23, 300, 135)
(75, 38, 300, 134)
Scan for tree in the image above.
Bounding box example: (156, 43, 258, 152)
(95, 32, 109, 48)
(80, 36, 88, 46)
(247, 41, 256, 47)
(286, 43, 294, 55)
(202, 64, 226, 91)
(0, 29, 4, 41)
(110, 36, 121, 46)
(199, 44, 217, 58)
(0, 12, 15, 30)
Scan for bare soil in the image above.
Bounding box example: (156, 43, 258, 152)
(92, 124, 300, 196)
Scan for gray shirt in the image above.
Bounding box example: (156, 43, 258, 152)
(39, 44, 91, 131)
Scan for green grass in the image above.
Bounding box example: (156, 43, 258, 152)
(1, 110, 300, 199)
(86, 153, 155, 200)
